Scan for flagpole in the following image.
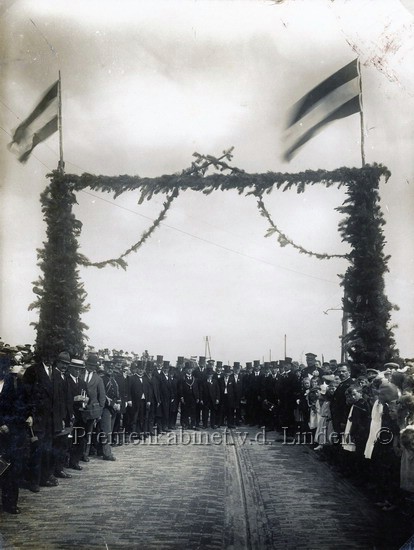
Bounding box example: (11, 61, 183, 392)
(58, 71, 64, 173)
(357, 58, 366, 167)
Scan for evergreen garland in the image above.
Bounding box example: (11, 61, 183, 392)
(337, 167, 397, 368)
(29, 174, 89, 359)
(68, 163, 389, 203)
(79, 188, 180, 269)
(256, 191, 347, 260)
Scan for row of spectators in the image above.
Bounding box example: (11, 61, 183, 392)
(0, 339, 413, 518)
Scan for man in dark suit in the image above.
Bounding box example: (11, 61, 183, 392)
(100, 361, 120, 460)
(23, 353, 60, 491)
(168, 366, 179, 429)
(232, 363, 244, 426)
(0, 359, 31, 513)
(112, 359, 127, 445)
(193, 356, 207, 427)
(66, 358, 88, 470)
(242, 362, 253, 424)
(201, 366, 220, 429)
(153, 355, 164, 380)
(246, 360, 262, 427)
(157, 361, 172, 433)
(278, 358, 300, 434)
(82, 354, 106, 460)
(218, 366, 236, 428)
(266, 362, 281, 430)
(129, 361, 151, 438)
(179, 363, 199, 429)
(260, 363, 274, 430)
(330, 364, 354, 434)
(51, 351, 72, 479)
(330, 363, 354, 473)
(116, 362, 132, 442)
(145, 364, 161, 437)
(176, 356, 185, 379)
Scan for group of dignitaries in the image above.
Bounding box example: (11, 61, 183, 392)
(0, 346, 315, 514)
(1, 341, 414, 517)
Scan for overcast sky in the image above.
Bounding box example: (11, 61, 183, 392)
(0, 0, 413, 364)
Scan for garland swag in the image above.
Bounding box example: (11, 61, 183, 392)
(31, 155, 397, 367)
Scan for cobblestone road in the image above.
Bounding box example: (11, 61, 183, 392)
(0, 427, 412, 549)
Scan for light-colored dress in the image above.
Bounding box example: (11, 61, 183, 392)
(308, 399, 321, 430)
(342, 404, 356, 452)
(315, 399, 334, 445)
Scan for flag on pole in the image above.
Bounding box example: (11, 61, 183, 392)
(283, 59, 361, 162)
(8, 80, 58, 163)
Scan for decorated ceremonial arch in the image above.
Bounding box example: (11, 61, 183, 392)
(29, 149, 397, 370)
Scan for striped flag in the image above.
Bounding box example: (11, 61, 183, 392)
(283, 59, 361, 162)
(8, 80, 58, 163)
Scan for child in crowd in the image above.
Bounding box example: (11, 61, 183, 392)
(314, 383, 335, 450)
(307, 387, 321, 445)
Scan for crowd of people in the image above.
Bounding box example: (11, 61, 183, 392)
(0, 338, 414, 520)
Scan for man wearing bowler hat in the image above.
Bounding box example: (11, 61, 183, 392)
(66, 358, 88, 470)
(52, 351, 72, 479)
(82, 354, 106, 460)
(100, 360, 119, 460)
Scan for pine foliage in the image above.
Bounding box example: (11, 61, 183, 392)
(337, 166, 397, 368)
(30, 171, 89, 359)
